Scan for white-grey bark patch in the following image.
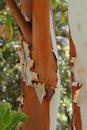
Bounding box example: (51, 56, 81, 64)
(34, 83, 46, 104)
(18, 41, 46, 103)
(17, 95, 24, 105)
(20, 41, 38, 86)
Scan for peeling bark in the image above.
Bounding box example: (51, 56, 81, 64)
(5, 0, 60, 130)
(69, 33, 82, 130)
(32, 0, 57, 88)
(21, 82, 50, 130)
(68, 1, 87, 129)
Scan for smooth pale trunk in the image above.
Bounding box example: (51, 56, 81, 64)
(68, 0, 87, 129)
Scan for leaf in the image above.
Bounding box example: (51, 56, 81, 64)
(51, 0, 59, 9)
(7, 111, 27, 129)
(0, 24, 13, 41)
(0, 103, 27, 130)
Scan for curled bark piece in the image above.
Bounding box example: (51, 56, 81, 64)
(72, 81, 82, 88)
(70, 56, 76, 65)
(72, 82, 82, 103)
(17, 95, 24, 105)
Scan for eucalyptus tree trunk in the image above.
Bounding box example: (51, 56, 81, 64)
(68, 0, 87, 129)
(5, 0, 60, 130)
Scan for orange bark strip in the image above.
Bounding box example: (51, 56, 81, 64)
(73, 103, 82, 130)
(5, 0, 32, 44)
(19, 1, 53, 129)
(69, 33, 82, 130)
(32, 0, 57, 87)
(69, 33, 76, 57)
(6, 0, 58, 130)
(21, 82, 50, 130)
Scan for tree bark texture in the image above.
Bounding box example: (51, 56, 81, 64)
(5, 0, 60, 130)
(32, 0, 57, 88)
(21, 82, 50, 130)
(21, 1, 58, 130)
(68, 0, 87, 129)
(69, 34, 82, 130)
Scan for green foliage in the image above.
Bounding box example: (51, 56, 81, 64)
(0, 1, 21, 110)
(0, 0, 6, 10)
(57, 45, 72, 130)
(51, 0, 59, 9)
(0, 102, 27, 130)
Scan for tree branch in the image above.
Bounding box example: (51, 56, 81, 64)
(5, 0, 32, 44)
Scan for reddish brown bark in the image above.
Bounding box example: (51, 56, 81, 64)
(69, 32, 76, 67)
(21, 82, 50, 130)
(32, 0, 57, 87)
(5, 0, 58, 130)
(21, 0, 57, 129)
(69, 33, 82, 130)
(21, 0, 32, 19)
